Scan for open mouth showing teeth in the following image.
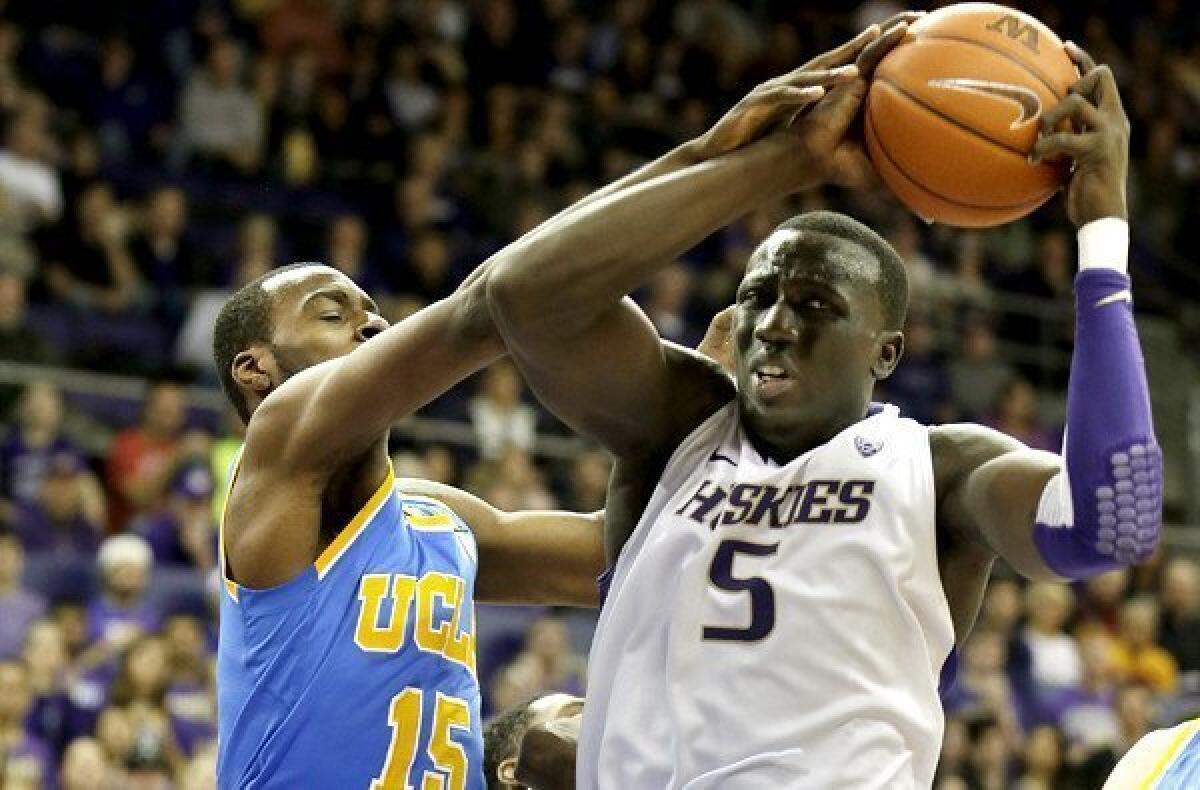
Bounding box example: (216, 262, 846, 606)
(754, 365, 787, 382)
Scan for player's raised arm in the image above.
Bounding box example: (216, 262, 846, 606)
(397, 478, 605, 607)
(244, 275, 498, 472)
(485, 23, 911, 460)
(933, 44, 1160, 583)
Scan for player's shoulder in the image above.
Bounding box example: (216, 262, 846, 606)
(240, 358, 346, 473)
(929, 422, 1033, 475)
(396, 478, 483, 530)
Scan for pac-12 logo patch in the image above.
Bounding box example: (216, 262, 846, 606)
(855, 436, 884, 457)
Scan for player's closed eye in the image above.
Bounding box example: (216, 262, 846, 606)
(739, 288, 769, 306)
(321, 313, 344, 322)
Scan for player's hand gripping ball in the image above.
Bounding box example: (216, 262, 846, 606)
(865, 3, 1079, 227)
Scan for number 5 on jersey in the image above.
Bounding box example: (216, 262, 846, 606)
(703, 539, 779, 642)
(371, 688, 471, 790)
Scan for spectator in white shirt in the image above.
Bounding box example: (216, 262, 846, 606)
(467, 360, 537, 460)
(0, 108, 62, 231)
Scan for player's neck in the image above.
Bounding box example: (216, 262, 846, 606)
(742, 402, 871, 464)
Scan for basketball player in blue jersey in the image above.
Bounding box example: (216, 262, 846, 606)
(209, 170, 749, 786)
(1104, 717, 1200, 789)
(485, 19, 1162, 790)
(209, 252, 608, 789)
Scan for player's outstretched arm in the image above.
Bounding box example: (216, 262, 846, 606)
(934, 44, 1159, 583)
(248, 264, 501, 472)
(397, 478, 605, 607)
(486, 23, 909, 460)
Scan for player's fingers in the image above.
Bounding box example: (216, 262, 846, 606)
(777, 65, 859, 93)
(1085, 66, 1123, 115)
(761, 63, 857, 96)
(1064, 40, 1097, 75)
(1065, 43, 1124, 114)
(1030, 130, 1096, 162)
(879, 10, 926, 33)
(804, 24, 881, 70)
(806, 79, 868, 140)
(756, 85, 828, 114)
(855, 21, 909, 78)
(1041, 92, 1102, 133)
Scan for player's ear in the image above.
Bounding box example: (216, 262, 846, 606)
(872, 330, 904, 380)
(232, 346, 276, 399)
(497, 756, 519, 785)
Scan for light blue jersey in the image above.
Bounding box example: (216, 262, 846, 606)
(216, 464, 483, 789)
(1104, 719, 1200, 789)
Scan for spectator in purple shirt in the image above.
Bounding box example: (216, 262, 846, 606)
(11, 452, 103, 563)
(106, 635, 187, 773)
(84, 535, 159, 658)
(0, 658, 54, 789)
(880, 314, 953, 425)
(0, 381, 80, 508)
(161, 613, 215, 756)
(21, 619, 74, 760)
(0, 525, 45, 659)
(131, 461, 215, 571)
(1043, 631, 1121, 754)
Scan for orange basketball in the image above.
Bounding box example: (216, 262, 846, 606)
(865, 3, 1079, 227)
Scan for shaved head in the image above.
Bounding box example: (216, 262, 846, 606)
(751, 211, 908, 330)
(213, 263, 326, 422)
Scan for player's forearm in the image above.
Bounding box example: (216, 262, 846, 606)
(278, 279, 503, 468)
(1033, 219, 1162, 577)
(476, 510, 606, 606)
(486, 135, 801, 334)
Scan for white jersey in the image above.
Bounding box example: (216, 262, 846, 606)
(578, 402, 954, 789)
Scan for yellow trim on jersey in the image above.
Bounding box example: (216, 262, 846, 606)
(314, 463, 397, 578)
(1139, 719, 1200, 789)
(218, 447, 246, 603)
(401, 494, 458, 531)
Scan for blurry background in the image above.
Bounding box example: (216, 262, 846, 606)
(0, 0, 1197, 788)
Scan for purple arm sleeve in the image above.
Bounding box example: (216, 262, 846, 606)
(1033, 268, 1162, 578)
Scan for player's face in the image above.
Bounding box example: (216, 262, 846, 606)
(265, 266, 389, 381)
(733, 230, 896, 455)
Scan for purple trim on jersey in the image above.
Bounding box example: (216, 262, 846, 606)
(1033, 269, 1161, 578)
(597, 567, 614, 608)
(938, 646, 959, 697)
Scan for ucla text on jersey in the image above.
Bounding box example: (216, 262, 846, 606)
(216, 463, 485, 789)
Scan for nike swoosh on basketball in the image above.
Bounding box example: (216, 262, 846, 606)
(1094, 289, 1132, 308)
(927, 78, 1043, 129)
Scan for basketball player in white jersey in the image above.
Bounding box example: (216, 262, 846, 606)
(484, 18, 1160, 789)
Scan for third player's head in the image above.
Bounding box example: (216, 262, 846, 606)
(733, 211, 907, 459)
(483, 693, 583, 790)
(213, 263, 389, 423)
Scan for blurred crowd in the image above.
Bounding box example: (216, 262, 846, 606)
(0, 0, 1198, 787)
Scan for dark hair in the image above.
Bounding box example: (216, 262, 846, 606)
(483, 702, 536, 790)
(212, 263, 314, 423)
(773, 211, 908, 330)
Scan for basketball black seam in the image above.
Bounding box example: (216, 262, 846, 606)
(876, 76, 1032, 158)
(866, 107, 1051, 212)
(913, 32, 1068, 100)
